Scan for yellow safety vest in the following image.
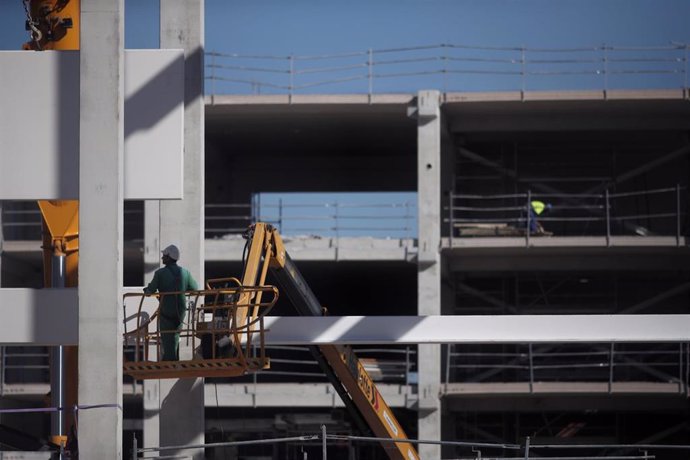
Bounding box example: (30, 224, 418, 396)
(531, 201, 546, 215)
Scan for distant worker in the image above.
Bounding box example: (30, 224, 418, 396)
(144, 244, 199, 361)
(528, 200, 552, 234)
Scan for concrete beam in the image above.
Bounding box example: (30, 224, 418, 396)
(0, 289, 77, 345)
(260, 315, 690, 344)
(6, 302, 690, 345)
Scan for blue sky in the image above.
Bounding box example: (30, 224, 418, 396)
(1, 0, 689, 53)
(3, 1, 690, 94)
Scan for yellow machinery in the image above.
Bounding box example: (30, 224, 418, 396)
(122, 223, 419, 460)
(22, 0, 80, 451)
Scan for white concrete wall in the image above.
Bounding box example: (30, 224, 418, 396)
(0, 50, 184, 200)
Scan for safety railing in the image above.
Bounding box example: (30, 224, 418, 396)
(205, 43, 690, 95)
(1, 200, 417, 241)
(445, 342, 690, 394)
(238, 345, 417, 385)
(131, 425, 521, 460)
(446, 186, 687, 246)
(0, 346, 50, 394)
(207, 199, 417, 239)
(129, 425, 690, 460)
(0, 202, 144, 241)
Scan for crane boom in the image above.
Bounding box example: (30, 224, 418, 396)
(242, 223, 419, 460)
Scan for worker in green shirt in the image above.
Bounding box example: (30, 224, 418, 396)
(144, 244, 199, 361)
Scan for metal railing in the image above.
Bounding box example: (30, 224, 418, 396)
(447, 186, 687, 246)
(205, 43, 690, 95)
(130, 426, 690, 460)
(1, 199, 417, 241)
(131, 425, 521, 460)
(0, 345, 415, 392)
(207, 199, 417, 239)
(445, 342, 690, 393)
(246, 345, 417, 385)
(0, 346, 50, 394)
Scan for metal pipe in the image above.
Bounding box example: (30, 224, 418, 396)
(678, 342, 683, 395)
(526, 191, 531, 247)
(368, 48, 373, 100)
(322, 424, 327, 459)
(449, 192, 454, 247)
(605, 189, 611, 245)
(289, 55, 294, 103)
(51, 254, 66, 454)
(676, 183, 681, 246)
(528, 344, 534, 393)
(608, 343, 615, 394)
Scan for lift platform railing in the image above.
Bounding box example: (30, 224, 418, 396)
(122, 284, 278, 380)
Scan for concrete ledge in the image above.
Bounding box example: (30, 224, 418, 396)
(206, 93, 414, 106)
(445, 235, 687, 249)
(203, 382, 414, 408)
(206, 236, 416, 262)
(443, 381, 685, 396)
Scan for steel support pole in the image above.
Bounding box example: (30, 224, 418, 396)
(676, 184, 681, 246)
(51, 254, 66, 457)
(526, 191, 531, 247)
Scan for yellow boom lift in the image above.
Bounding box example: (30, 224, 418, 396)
(123, 223, 419, 460)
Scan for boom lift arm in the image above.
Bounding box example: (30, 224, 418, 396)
(241, 223, 419, 460)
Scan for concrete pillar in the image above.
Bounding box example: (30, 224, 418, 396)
(0, 201, 3, 287)
(416, 90, 442, 459)
(143, 201, 160, 450)
(158, 1, 205, 458)
(77, 0, 124, 458)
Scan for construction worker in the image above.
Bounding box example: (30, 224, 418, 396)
(529, 200, 552, 234)
(144, 244, 199, 361)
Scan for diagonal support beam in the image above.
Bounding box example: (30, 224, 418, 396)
(621, 281, 690, 314)
(456, 281, 518, 314)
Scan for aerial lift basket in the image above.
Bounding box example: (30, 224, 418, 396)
(122, 281, 278, 380)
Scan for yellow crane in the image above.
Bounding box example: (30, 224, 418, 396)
(21, 0, 80, 451)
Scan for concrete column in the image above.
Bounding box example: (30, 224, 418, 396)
(416, 90, 442, 459)
(159, 1, 205, 458)
(143, 201, 160, 450)
(0, 201, 3, 287)
(77, 0, 124, 458)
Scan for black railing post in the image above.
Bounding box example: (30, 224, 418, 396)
(605, 189, 611, 246)
(676, 183, 681, 246)
(131, 434, 138, 460)
(528, 343, 534, 393)
(449, 192, 454, 247)
(526, 191, 531, 247)
(608, 343, 615, 394)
